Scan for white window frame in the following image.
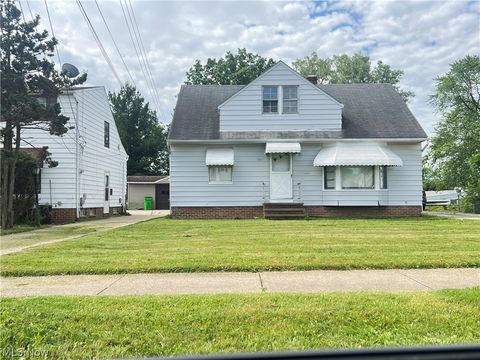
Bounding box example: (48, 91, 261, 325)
(262, 86, 279, 114)
(282, 85, 298, 114)
(322, 166, 388, 191)
(208, 166, 233, 184)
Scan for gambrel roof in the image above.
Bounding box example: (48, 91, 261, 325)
(169, 83, 427, 141)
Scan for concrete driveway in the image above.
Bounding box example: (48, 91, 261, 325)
(1, 210, 167, 256)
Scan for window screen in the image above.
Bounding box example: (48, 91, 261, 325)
(341, 166, 375, 189)
(209, 166, 233, 183)
(104, 121, 110, 148)
(283, 86, 298, 114)
(262, 86, 278, 113)
(324, 167, 336, 189)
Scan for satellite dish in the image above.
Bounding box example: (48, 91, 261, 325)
(62, 63, 80, 78)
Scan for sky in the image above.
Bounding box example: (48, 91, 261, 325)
(21, 0, 480, 135)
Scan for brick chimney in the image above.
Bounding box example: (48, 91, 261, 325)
(306, 75, 318, 84)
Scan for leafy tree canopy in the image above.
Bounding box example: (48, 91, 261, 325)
(109, 84, 169, 175)
(428, 55, 480, 211)
(292, 52, 414, 101)
(185, 48, 276, 85)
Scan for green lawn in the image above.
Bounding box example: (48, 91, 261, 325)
(1, 217, 479, 276)
(1, 289, 479, 359)
(0, 224, 47, 236)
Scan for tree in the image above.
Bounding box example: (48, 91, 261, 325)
(292, 52, 414, 101)
(0, 0, 86, 228)
(109, 84, 169, 175)
(185, 48, 276, 85)
(428, 55, 480, 211)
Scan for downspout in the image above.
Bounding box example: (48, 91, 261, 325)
(74, 94, 80, 220)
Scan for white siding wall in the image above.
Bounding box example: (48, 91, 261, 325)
(21, 87, 128, 210)
(170, 142, 422, 207)
(219, 63, 343, 132)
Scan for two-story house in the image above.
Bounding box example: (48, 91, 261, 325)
(168, 61, 427, 219)
(21, 86, 128, 223)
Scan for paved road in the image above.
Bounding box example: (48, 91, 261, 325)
(0, 210, 167, 256)
(1, 268, 478, 297)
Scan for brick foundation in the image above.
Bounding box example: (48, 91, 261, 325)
(51, 206, 124, 223)
(171, 205, 422, 219)
(171, 206, 264, 219)
(305, 206, 422, 217)
(51, 208, 76, 223)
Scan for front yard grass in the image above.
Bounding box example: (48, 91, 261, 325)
(0, 224, 47, 236)
(1, 289, 479, 359)
(0, 217, 479, 276)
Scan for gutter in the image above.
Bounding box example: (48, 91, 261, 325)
(168, 138, 428, 145)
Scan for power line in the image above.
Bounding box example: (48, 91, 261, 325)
(126, 0, 162, 112)
(43, 1, 81, 147)
(127, 0, 168, 122)
(43, 0, 62, 65)
(76, 0, 123, 87)
(119, 0, 161, 113)
(16, 0, 27, 23)
(25, 0, 34, 21)
(94, 0, 136, 87)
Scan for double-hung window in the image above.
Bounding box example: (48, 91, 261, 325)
(341, 166, 375, 189)
(208, 166, 233, 184)
(262, 86, 278, 113)
(324, 167, 336, 189)
(283, 86, 298, 114)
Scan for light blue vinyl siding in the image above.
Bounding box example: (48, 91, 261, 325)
(170, 144, 269, 206)
(170, 142, 423, 207)
(219, 63, 343, 132)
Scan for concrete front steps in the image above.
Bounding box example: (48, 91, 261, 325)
(263, 202, 305, 220)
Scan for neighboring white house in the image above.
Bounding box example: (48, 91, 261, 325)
(21, 86, 128, 223)
(168, 61, 427, 219)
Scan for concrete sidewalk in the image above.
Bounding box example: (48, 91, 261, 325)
(1, 210, 168, 256)
(1, 268, 478, 297)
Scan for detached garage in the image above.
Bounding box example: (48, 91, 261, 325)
(127, 176, 170, 210)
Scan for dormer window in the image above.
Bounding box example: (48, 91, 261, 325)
(283, 86, 298, 114)
(262, 86, 278, 113)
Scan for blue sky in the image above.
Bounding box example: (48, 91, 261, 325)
(23, 0, 480, 135)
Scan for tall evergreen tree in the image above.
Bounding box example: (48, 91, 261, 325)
(0, 0, 86, 228)
(109, 84, 169, 175)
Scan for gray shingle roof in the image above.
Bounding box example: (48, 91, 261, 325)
(127, 175, 169, 183)
(168, 84, 427, 141)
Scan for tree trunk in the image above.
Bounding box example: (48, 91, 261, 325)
(1, 120, 13, 228)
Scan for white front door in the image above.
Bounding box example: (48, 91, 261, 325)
(270, 153, 293, 200)
(104, 173, 110, 214)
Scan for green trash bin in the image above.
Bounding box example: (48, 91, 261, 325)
(144, 196, 153, 210)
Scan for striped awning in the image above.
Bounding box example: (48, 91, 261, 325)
(205, 148, 234, 166)
(265, 142, 301, 154)
(313, 143, 403, 167)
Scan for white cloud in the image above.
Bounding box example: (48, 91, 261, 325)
(24, 0, 479, 134)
